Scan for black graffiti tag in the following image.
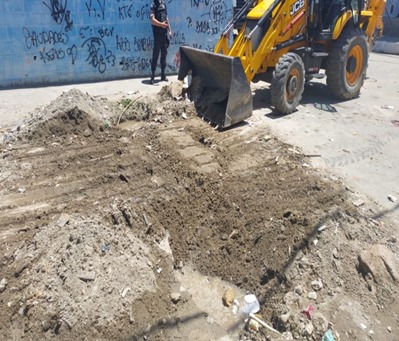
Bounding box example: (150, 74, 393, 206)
(85, 0, 106, 20)
(81, 37, 116, 73)
(191, 0, 211, 8)
(38, 44, 77, 65)
(201, 0, 228, 26)
(23, 27, 69, 49)
(119, 56, 150, 72)
(43, 0, 73, 32)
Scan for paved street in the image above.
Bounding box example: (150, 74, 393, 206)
(251, 52, 399, 218)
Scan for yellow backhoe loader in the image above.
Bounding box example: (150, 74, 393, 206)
(178, 0, 386, 128)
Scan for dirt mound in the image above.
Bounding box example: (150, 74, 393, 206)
(16, 89, 116, 142)
(115, 83, 197, 125)
(1, 88, 398, 341)
(6, 214, 156, 339)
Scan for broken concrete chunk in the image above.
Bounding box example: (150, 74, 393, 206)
(57, 213, 70, 227)
(170, 292, 181, 303)
(307, 292, 317, 300)
(311, 279, 323, 291)
(0, 278, 8, 293)
(352, 199, 365, 207)
(358, 244, 399, 283)
(77, 271, 96, 282)
(121, 287, 131, 298)
(387, 195, 397, 203)
(222, 287, 235, 307)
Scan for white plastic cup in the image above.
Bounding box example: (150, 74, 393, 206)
(239, 294, 260, 316)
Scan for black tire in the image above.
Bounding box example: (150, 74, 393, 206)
(326, 27, 369, 100)
(271, 52, 305, 114)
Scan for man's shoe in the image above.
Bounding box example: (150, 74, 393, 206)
(161, 75, 168, 82)
(150, 78, 155, 85)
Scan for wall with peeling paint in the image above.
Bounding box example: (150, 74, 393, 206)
(0, 0, 234, 88)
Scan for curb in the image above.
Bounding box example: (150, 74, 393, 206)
(373, 36, 399, 55)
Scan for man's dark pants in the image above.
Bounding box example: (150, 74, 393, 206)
(151, 31, 168, 77)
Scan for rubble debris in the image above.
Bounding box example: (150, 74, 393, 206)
(358, 244, 399, 283)
(57, 213, 70, 227)
(0, 278, 8, 293)
(249, 313, 281, 335)
(308, 292, 318, 300)
(77, 271, 96, 282)
(170, 292, 181, 303)
(352, 199, 365, 207)
(311, 279, 323, 291)
(222, 287, 235, 307)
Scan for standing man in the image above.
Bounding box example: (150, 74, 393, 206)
(150, 0, 172, 85)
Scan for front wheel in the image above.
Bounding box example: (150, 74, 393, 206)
(326, 27, 369, 100)
(271, 52, 305, 114)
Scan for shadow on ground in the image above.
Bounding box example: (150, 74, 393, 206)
(252, 81, 346, 118)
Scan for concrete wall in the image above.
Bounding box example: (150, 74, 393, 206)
(386, 0, 399, 17)
(0, 0, 234, 88)
(383, 17, 399, 37)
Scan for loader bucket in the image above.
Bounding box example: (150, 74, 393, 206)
(178, 46, 252, 128)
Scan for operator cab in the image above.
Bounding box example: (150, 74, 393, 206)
(309, 0, 364, 40)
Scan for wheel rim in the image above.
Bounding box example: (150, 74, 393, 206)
(346, 45, 363, 86)
(286, 68, 301, 102)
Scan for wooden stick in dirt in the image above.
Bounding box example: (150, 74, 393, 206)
(117, 96, 142, 126)
(249, 313, 280, 335)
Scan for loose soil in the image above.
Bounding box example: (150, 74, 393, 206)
(0, 87, 398, 341)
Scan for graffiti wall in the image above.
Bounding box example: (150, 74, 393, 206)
(0, 0, 234, 88)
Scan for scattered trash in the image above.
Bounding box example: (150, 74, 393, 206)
(240, 294, 260, 315)
(387, 195, 397, 203)
(307, 292, 317, 300)
(322, 329, 334, 341)
(311, 279, 323, 291)
(222, 287, 235, 307)
(304, 154, 321, 157)
(248, 316, 260, 331)
(248, 313, 281, 335)
(231, 299, 240, 315)
(318, 224, 328, 232)
(381, 105, 394, 110)
(391, 120, 399, 127)
(101, 243, 111, 253)
(0, 278, 8, 293)
(301, 304, 315, 320)
(263, 135, 273, 142)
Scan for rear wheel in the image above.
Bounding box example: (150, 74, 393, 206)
(271, 52, 305, 114)
(326, 27, 369, 100)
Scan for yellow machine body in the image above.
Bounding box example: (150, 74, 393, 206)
(178, 0, 387, 128)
